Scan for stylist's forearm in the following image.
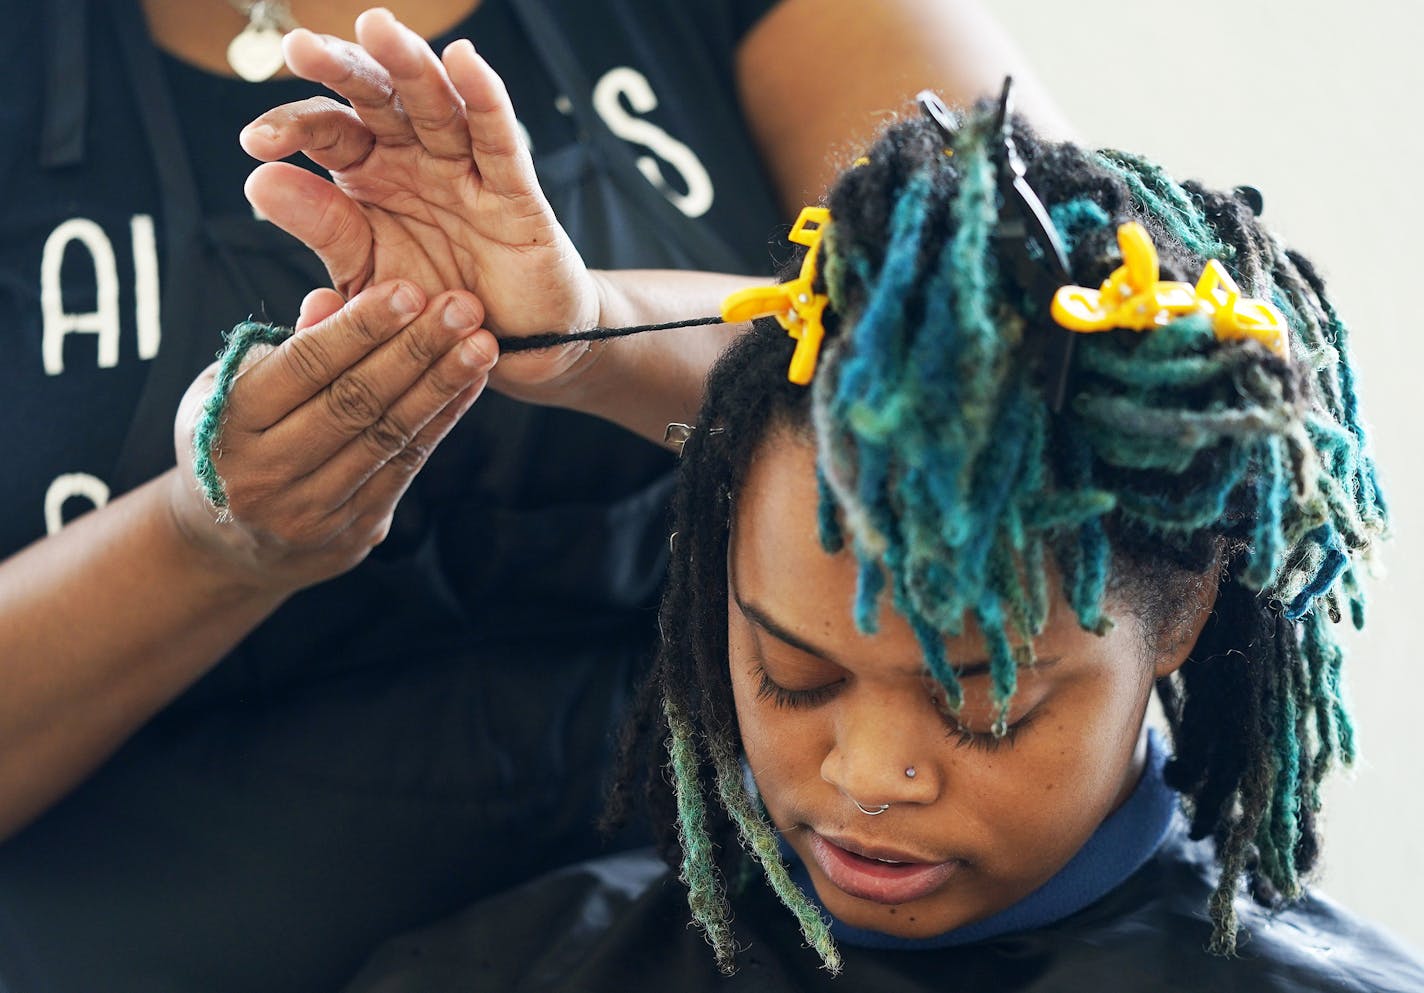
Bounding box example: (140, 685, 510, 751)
(0, 281, 488, 841)
(0, 472, 288, 840)
(538, 269, 767, 446)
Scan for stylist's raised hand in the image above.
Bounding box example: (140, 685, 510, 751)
(168, 281, 496, 593)
(240, 8, 598, 391)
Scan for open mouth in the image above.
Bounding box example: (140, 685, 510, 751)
(807, 831, 963, 905)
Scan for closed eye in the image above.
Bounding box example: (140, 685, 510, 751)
(926, 676, 1040, 752)
(753, 663, 844, 709)
(942, 709, 1038, 752)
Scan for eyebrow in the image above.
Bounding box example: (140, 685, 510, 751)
(733, 593, 1059, 679)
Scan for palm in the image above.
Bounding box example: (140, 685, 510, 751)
(243, 14, 600, 385)
(333, 149, 589, 336)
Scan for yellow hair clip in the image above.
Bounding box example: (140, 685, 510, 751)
(1050, 222, 1289, 359)
(721, 206, 832, 385)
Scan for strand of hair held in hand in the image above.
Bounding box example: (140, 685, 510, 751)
(192, 314, 722, 510)
(193, 320, 295, 510)
(495, 315, 722, 352)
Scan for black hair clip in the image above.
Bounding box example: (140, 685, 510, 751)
(989, 77, 1077, 412)
(1233, 184, 1265, 217)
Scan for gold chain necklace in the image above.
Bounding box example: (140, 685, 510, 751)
(223, 0, 301, 82)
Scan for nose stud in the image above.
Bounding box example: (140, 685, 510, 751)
(905, 766, 917, 779)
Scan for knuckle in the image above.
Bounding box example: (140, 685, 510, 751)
(317, 200, 366, 264)
(306, 121, 344, 155)
(309, 95, 349, 115)
(354, 83, 398, 117)
(281, 334, 334, 388)
(471, 132, 519, 160)
(301, 100, 357, 144)
(429, 342, 483, 394)
(398, 323, 441, 366)
(288, 95, 343, 119)
(362, 411, 414, 457)
(424, 365, 468, 405)
(390, 439, 433, 473)
(326, 374, 382, 429)
(410, 104, 464, 134)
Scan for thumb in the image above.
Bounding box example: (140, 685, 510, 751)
(246, 162, 375, 297)
(296, 287, 347, 331)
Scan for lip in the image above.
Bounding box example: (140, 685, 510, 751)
(808, 831, 964, 905)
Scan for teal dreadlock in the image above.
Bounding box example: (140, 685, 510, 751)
(606, 101, 1386, 971)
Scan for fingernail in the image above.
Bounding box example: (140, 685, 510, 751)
(240, 123, 278, 144)
(443, 297, 476, 330)
(392, 284, 422, 317)
(459, 336, 495, 369)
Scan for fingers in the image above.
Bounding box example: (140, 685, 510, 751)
(443, 39, 540, 198)
(354, 8, 471, 160)
(232, 280, 423, 429)
(317, 333, 492, 507)
(171, 288, 494, 592)
(281, 28, 416, 144)
(352, 378, 486, 530)
(241, 97, 376, 173)
(260, 290, 493, 468)
(275, 13, 475, 162)
(245, 162, 374, 297)
(296, 288, 347, 331)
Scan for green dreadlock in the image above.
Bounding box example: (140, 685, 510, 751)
(606, 99, 1386, 973)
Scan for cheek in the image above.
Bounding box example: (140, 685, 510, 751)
(959, 679, 1151, 873)
(726, 634, 827, 801)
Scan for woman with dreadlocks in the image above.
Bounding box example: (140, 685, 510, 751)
(333, 81, 1424, 990)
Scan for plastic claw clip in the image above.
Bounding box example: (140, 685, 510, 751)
(721, 206, 832, 385)
(1050, 222, 1289, 359)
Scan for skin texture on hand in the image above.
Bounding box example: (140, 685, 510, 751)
(168, 281, 497, 595)
(241, 9, 600, 393)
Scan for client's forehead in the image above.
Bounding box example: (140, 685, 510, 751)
(730, 436, 891, 644)
(729, 435, 1123, 680)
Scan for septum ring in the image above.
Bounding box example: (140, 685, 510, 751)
(853, 800, 891, 816)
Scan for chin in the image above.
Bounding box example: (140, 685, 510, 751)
(803, 861, 987, 940)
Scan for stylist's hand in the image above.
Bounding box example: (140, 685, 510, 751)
(240, 8, 598, 391)
(168, 280, 496, 593)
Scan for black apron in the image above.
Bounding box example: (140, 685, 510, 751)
(0, 2, 770, 991)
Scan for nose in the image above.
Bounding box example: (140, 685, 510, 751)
(820, 697, 941, 810)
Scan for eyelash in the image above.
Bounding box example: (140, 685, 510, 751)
(944, 711, 1036, 753)
(754, 663, 843, 709)
(752, 663, 1035, 752)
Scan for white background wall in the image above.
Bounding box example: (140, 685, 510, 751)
(991, 0, 1424, 951)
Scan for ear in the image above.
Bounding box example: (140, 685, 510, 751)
(1151, 572, 1220, 679)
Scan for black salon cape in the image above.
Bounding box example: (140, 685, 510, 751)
(0, 1, 782, 990)
(342, 827, 1424, 993)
